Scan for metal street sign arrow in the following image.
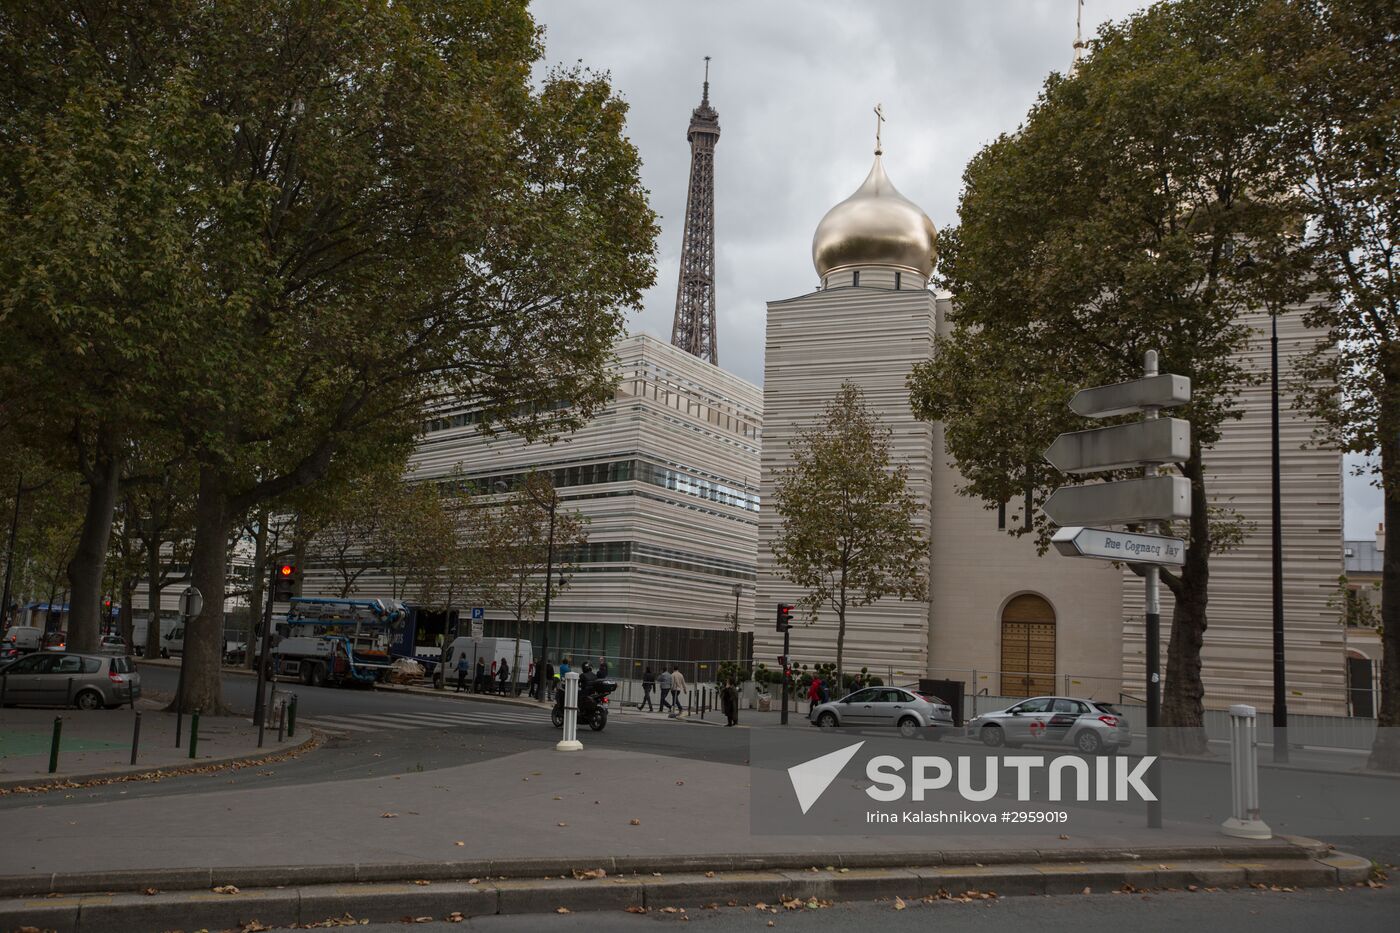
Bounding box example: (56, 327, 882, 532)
(1052, 526, 1186, 566)
(1045, 418, 1191, 474)
(1069, 373, 1191, 419)
(1042, 475, 1191, 527)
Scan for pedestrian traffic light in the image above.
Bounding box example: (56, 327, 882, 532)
(272, 563, 301, 602)
(776, 603, 794, 632)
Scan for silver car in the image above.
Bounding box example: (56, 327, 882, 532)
(966, 696, 1130, 754)
(0, 651, 141, 710)
(810, 686, 955, 739)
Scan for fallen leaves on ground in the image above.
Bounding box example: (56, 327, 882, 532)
(142, 887, 159, 896)
(557, 821, 568, 827)
(300, 912, 369, 927)
(454, 841, 464, 846)
(412, 880, 430, 886)
(379, 812, 398, 819)
(555, 907, 572, 914)
(572, 868, 607, 880)
(212, 884, 240, 895)
(445, 911, 465, 923)
(240, 921, 272, 932)
(625, 906, 648, 914)
(893, 896, 906, 910)
(629, 818, 641, 825)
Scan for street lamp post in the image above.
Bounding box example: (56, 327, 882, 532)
(1270, 311, 1289, 762)
(539, 492, 557, 701)
(731, 584, 742, 667)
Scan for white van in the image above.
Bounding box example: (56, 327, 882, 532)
(442, 636, 533, 689)
(161, 625, 184, 658)
(3, 625, 42, 653)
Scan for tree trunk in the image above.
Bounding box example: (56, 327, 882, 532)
(1161, 452, 1210, 754)
(1368, 382, 1400, 771)
(245, 508, 268, 669)
(172, 464, 231, 715)
(65, 451, 121, 653)
(144, 539, 165, 660)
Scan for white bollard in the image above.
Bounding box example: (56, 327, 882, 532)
(1220, 704, 1271, 839)
(556, 671, 583, 752)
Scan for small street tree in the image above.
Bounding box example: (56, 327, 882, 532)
(472, 474, 587, 687)
(772, 382, 928, 691)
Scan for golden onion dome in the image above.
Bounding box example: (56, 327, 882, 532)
(811, 154, 937, 279)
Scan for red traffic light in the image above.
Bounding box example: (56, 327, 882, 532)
(776, 603, 795, 632)
(279, 564, 295, 577)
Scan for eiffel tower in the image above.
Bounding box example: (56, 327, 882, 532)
(671, 57, 721, 366)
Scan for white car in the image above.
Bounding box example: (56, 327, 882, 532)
(809, 686, 955, 739)
(966, 696, 1131, 754)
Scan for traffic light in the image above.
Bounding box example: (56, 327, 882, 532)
(776, 603, 794, 632)
(271, 563, 301, 602)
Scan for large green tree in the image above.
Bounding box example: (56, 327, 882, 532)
(908, 0, 1310, 748)
(773, 382, 928, 692)
(0, 2, 212, 652)
(1262, 0, 1400, 770)
(3, 2, 656, 713)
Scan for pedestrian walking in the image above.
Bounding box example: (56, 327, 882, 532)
(721, 679, 739, 727)
(640, 667, 656, 711)
(545, 661, 556, 699)
(819, 678, 830, 704)
(597, 656, 609, 678)
(808, 676, 822, 715)
(474, 657, 488, 693)
(559, 657, 571, 677)
(670, 667, 688, 717)
(497, 658, 511, 695)
(455, 652, 470, 693)
(657, 667, 673, 713)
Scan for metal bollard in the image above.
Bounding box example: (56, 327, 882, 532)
(48, 717, 62, 773)
(1220, 704, 1271, 839)
(556, 671, 582, 751)
(188, 709, 200, 759)
(130, 711, 142, 765)
(287, 694, 298, 738)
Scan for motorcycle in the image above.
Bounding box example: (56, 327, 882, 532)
(551, 677, 617, 732)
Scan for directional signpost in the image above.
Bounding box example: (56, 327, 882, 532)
(1053, 526, 1185, 566)
(1042, 350, 1191, 830)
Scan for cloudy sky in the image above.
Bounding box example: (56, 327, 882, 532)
(530, 0, 1381, 538)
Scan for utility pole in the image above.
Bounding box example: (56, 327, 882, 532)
(731, 583, 742, 667)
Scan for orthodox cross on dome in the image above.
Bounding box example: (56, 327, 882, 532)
(873, 102, 885, 155)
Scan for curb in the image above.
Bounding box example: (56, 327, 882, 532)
(137, 659, 259, 678)
(0, 843, 1372, 932)
(0, 732, 318, 793)
(0, 838, 1333, 896)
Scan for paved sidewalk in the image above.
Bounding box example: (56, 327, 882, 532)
(0, 740, 1286, 878)
(0, 700, 307, 786)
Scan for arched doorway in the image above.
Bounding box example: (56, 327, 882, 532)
(1000, 594, 1056, 698)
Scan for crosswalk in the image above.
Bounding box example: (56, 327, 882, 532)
(297, 702, 620, 737)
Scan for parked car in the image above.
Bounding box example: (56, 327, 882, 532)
(965, 696, 1130, 754)
(809, 686, 955, 739)
(42, 630, 67, 651)
(99, 634, 129, 654)
(0, 651, 140, 709)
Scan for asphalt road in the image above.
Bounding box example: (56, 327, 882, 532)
(339, 883, 1400, 932)
(6, 665, 1397, 869)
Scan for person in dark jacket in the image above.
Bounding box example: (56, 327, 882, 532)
(721, 679, 739, 727)
(455, 653, 470, 693)
(640, 667, 656, 711)
(497, 658, 511, 694)
(474, 657, 487, 693)
(597, 656, 609, 678)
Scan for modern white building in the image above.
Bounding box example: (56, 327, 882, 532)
(392, 333, 762, 674)
(755, 145, 1346, 713)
